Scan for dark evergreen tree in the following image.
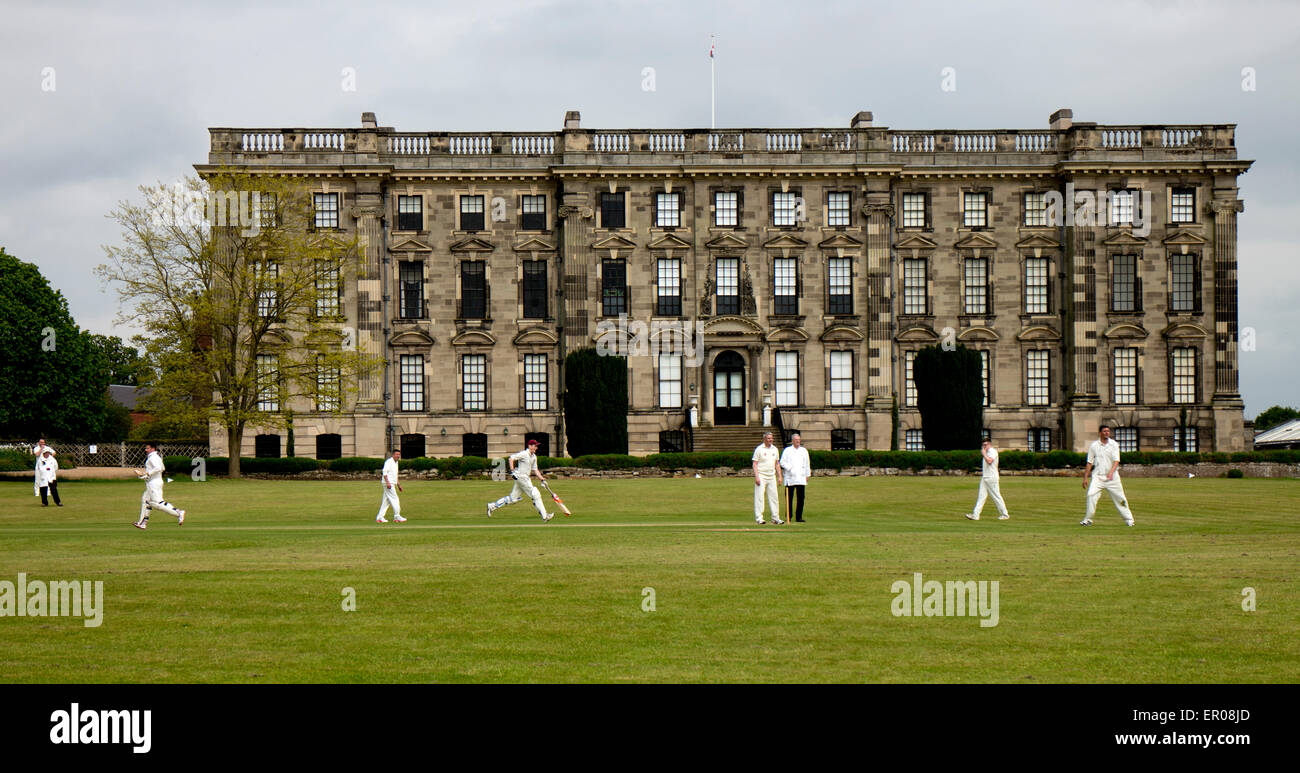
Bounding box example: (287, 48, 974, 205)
(913, 344, 984, 451)
(563, 348, 628, 456)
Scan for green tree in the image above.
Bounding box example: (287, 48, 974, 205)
(913, 344, 984, 451)
(1254, 405, 1300, 432)
(563, 348, 628, 456)
(92, 334, 144, 385)
(0, 248, 112, 439)
(97, 174, 379, 477)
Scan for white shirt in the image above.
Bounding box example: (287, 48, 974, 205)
(780, 445, 811, 486)
(510, 449, 536, 479)
(1087, 439, 1121, 479)
(37, 457, 58, 484)
(752, 443, 780, 479)
(142, 451, 165, 485)
(981, 447, 1000, 480)
(382, 458, 400, 486)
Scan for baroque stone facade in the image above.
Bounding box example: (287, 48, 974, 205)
(199, 108, 1251, 458)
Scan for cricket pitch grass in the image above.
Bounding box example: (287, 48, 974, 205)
(1, 475, 1296, 683)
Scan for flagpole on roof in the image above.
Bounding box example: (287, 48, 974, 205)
(710, 33, 716, 129)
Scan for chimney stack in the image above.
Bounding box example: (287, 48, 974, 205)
(564, 110, 581, 129)
(1049, 108, 1073, 130)
(361, 112, 377, 129)
(850, 111, 874, 129)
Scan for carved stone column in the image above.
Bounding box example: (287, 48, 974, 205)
(1211, 196, 1244, 398)
(863, 197, 894, 407)
(353, 200, 385, 410)
(557, 198, 593, 353)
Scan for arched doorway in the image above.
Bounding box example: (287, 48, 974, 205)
(713, 350, 746, 425)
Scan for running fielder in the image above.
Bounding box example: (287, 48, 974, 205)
(1080, 425, 1135, 527)
(133, 442, 185, 529)
(376, 449, 407, 524)
(964, 439, 1009, 521)
(486, 439, 554, 521)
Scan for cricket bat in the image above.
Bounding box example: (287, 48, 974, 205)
(540, 481, 572, 516)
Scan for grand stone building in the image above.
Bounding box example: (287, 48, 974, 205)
(200, 108, 1251, 459)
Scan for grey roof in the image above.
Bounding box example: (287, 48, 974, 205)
(108, 384, 149, 411)
(1253, 418, 1300, 446)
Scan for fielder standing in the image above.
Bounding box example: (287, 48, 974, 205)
(133, 442, 185, 529)
(779, 433, 810, 523)
(37, 449, 62, 507)
(752, 432, 784, 525)
(32, 438, 53, 497)
(1081, 425, 1135, 527)
(376, 449, 407, 524)
(964, 439, 1009, 521)
(486, 438, 554, 521)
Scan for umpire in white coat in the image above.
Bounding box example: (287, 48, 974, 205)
(779, 433, 811, 523)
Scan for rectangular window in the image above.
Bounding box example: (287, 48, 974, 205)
(658, 354, 682, 409)
(963, 192, 988, 228)
(658, 430, 686, 453)
(397, 195, 422, 231)
(827, 258, 853, 315)
(256, 261, 279, 318)
(462, 354, 486, 411)
(827, 192, 851, 227)
(903, 258, 927, 315)
(902, 193, 927, 228)
(316, 355, 340, 412)
(716, 258, 740, 315)
(314, 193, 339, 229)
(524, 354, 547, 410)
(460, 261, 487, 319)
(1110, 189, 1136, 225)
(964, 257, 988, 315)
(714, 191, 738, 227)
(829, 351, 853, 406)
(980, 350, 990, 406)
(462, 433, 488, 458)
(1028, 428, 1052, 452)
(256, 354, 279, 412)
(657, 258, 682, 316)
(904, 350, 917, 408)
(460, 195, 485, 231)
(1172, 347, 1196, 404)
(258, 192, 277, 228)
(1115, 427, 1139, 452)
(1171, 254, 1199, 312)
(831, 428, 855, 451)
(602, 259, 627, 316)
(773, 191, 797, 227)
(1111, 254, 1138, 312)
(773, 258, 798, 315)
(655, 192, 680, 228)
(1173, 426, 1198, 452)
(775, 351, 798, 407)
(1025, 258, 1049, 314)
(905, 429, 925, 452)
(316, 260, 340, 317)
(599, 192, 625, 229)
(521, 195, 546, 230)
(398, 261, 423, 319)
(1026, 350, 1050, 406)
(1171, 187, 1196, 224)
(523, 260, 547, 319)
(1113, 348, 1138, 405)
(1024, 191, 1048, 227)
(400, 354, 424, 411)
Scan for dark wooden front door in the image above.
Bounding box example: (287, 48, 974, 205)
(713, 350, 745, 425)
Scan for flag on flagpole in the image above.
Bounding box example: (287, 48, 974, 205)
(709, 36, 715, 58)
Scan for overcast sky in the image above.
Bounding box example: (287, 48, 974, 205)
(2, 0, 1296, 416)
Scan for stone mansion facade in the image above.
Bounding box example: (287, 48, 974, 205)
(200, 108, 1251, 459)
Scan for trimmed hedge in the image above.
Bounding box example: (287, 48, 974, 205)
(0, 449, 77, 472)
(167, 448, 1300, 477)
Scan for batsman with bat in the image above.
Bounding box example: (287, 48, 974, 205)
(486, 438, 556, 522)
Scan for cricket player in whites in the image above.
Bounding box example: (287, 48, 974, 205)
(965, 439, 1009, 521)
(752, 432, 784, 525)
(376, 449, 407, 524)
(1081, 425, 1135, 527)
(132, 442, 185, 529)
(486, 438, 554, 521)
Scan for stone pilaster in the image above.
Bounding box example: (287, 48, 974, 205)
(863, 194, 894, 449)
(557, 197, 593, 353)
(1211, 196, 1244, 398)
(353, 200, 385, 410)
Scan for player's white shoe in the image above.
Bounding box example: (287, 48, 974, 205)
(1079, 519, 1093, 526)
(965, 513, 979, 521)
(541, 512, 555, 522)
(997, 514, 1010, 520)
(393, 515, 407, 523)
(773, 518, 785, 525)
(132, 520, 146, 530)
(486, 503, 495, 518)
(376, 516, 388, 524)
(177, 510, 185, 526)
(1125, 520, 1135, 527)
(755, 520, 765, 525)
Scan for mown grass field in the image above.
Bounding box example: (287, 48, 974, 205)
(1, 474, 1296, 683)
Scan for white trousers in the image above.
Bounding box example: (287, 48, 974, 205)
(377, 486, 401, 519)
(754, 477, 780, 522)
(493, 475, 547, 517)
(1085, 476, 1133, 523)
(140, 483, 181, 521)
(973, 477, 1009, 518)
